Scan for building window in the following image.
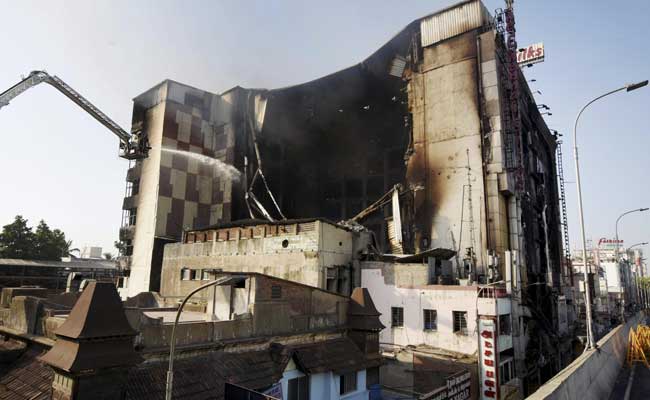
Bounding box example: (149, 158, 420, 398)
(288, 376, 309, 400)
(189, 270, 200, 280)
(391, 307, 404, 327)
(499, 359, 514, 385)
(423, 309, 437, 330)
(499, 314, 511, 335)
(180, 268, 191, 281)
(339, 371, 357, 395)
(201, 269, 211, 280)
(453, 311, 468, 335)
(271, 285, 282, 299)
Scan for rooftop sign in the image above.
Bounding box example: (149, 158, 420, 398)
(598, 238, 624, 246)
(517, 43, 545, 66)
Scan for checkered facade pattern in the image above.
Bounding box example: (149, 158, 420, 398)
(155, 89, 235, 240)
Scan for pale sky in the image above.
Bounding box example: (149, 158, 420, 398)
(1, 0, 648, 257)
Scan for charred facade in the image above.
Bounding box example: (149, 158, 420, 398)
(120, 0, 572, 394)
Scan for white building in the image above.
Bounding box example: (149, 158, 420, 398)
(276, 358, 369, 400)
(80, 246, 103, 259)
(360, 260, 516, 396)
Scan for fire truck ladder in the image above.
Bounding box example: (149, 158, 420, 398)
(0, 70, 148, 160)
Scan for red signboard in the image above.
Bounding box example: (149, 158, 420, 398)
(478, 318, 499, 400)
(517, 43, 544, 66)
(598, 238, 624, 245)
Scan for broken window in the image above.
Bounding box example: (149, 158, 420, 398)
(391, 307, 404, 327)
(453, 311, 468, 335)
(271, 285, 282, 299)
(339, 371, 357, 395)
(423, 309, 437, 330)
(288, 376, 309, 400)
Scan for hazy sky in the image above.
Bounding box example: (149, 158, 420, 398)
(1, 0, 648, 257)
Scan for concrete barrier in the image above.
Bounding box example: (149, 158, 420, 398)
(527, 312, 645, 400)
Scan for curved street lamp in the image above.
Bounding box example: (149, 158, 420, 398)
(165, 274, 245, 400)
(615, 208, 649, 260)
(627, 242, 649, 252)
(572, 79, 648, 350)
(615, 208, 649, 318)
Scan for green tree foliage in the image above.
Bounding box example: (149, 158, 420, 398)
(0, 216, 34, 259)
(0, 216, 72, 261)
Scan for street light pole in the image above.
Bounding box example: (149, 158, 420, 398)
(615, 208, 649, 318)
(572, 80, 648, 350)
(165, 275, 240, 400)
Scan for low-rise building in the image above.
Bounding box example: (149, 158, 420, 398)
(0, 258, 119, 290)
(152, 218, 372, 303)
(0, 276, 384, 400)
(360, 260, 515, 399)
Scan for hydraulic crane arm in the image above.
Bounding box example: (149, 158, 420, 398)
(0, 70, 148, 160)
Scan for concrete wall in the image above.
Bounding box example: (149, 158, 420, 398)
(160, 221, 360, 301)
(128, 99, 166, 296)
(406, 31, 487, 266)
(130, 274, 348, 350)
(526, 312, 645, 400)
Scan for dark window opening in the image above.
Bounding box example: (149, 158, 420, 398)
(288, 376, 309, 400)
(339, 371, 357, 395)
(499, 314, 511, 335)
(391, 307, 404, 327)
(423, 309, 437, 330)
(271, 285, 282, 299)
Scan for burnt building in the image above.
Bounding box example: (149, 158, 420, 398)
(119, 0, 572, 394)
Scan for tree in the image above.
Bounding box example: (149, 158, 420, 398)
(0, 216, 72, 261)
(33, 220, 69, 260)
(0, 216, 35, 259)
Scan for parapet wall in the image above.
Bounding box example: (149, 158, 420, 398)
(527, 312, 646, 400)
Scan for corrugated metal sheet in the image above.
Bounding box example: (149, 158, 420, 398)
(420, 0, 491, 48)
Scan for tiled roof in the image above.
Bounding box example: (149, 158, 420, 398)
(284, 337, 382, 375)
(125, 350, 281, 400)
(0, 346, 52, 400)
(40, 282, 141, 373)
(348, 288, 385, 331)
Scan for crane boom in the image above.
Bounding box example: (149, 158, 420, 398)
(0, 70, 148, 160)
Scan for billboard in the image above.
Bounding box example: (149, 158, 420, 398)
(517, 43, 544, 66)
(423, 370, 471, 400)
(478, 318, 499, 399)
